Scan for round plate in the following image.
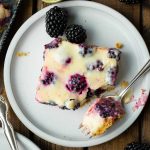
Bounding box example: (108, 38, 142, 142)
(0, 129, 40, 150)
(4, 1, 150, 147)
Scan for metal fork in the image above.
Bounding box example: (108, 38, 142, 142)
(0, 95, 19, 150)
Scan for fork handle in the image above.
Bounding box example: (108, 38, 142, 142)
(119, 59, 150, 99)
(1, 115, 19, 150)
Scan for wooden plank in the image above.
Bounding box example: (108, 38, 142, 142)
(0, 59, 3, 128)
(141, 0, 150, 143)
(52, 145, 84, 150)
(88, 123, 140, 150)
(19, 0, 33, 22)
(142, 0, 150, 50)
(37, 0, 43, 10)
(37, 0, 49, 10)
(89, 0, 141, 150)
(94, 0, 140, 29)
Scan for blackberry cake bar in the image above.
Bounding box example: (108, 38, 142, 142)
(36, 38, 121, 110)
(80, 98, 125, 136)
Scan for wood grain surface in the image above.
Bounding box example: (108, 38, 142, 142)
(0, 0, 149, 150)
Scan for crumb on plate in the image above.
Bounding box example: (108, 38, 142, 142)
(115, 42, 123, 49)
(120, 81, 129, 88)
(16, 52, 30, 57)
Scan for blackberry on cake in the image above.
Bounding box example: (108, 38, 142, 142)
(66, 74, 87, 94)
(41, 70, 57, 85)
(87, 60, 104, 71)
(108, 48, 121, 61)
(45, 6, 68, 37)
(65, 24, 87, 44)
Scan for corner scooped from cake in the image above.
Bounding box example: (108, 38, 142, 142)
(80, 97, 125, 137)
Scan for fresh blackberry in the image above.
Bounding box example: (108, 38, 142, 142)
(45, 6, 68, 37)
(120, 0, 141, 4)
(66, 74, 87, 94)
(124, 142, 150, 150)
(65, 24, 87, 44)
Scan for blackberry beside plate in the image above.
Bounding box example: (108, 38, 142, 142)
(124, 142, 150, 150)
(120, 0, 141, 4)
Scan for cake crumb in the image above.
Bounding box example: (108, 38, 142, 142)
(16, 52, 30, 57)
(120, 81, 129, 88)
(115, 42, 123, 49)
(106, 86, 115, 91)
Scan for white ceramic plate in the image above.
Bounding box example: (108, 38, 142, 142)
(4, 1, 150, 147)
(0, 128, 40, 150)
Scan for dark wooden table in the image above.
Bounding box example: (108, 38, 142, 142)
(0, 0, 150, 149)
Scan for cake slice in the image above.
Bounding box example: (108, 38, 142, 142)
(36, 38, 121, 110)
(80, 97, 125, 136)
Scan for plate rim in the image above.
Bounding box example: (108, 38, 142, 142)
(4, 0, 150, 147)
